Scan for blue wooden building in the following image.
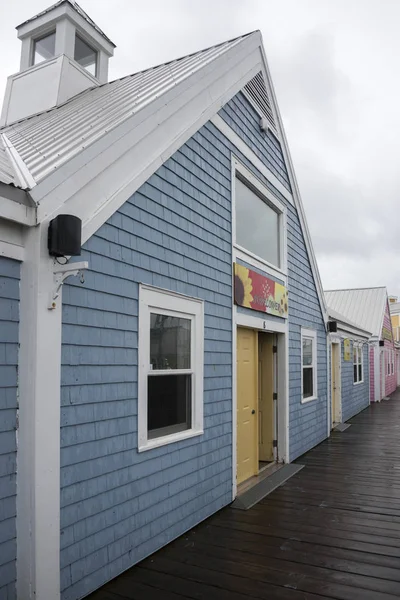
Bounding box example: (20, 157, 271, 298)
(326, 307, 370, 427)
(0, 2, 330, 598)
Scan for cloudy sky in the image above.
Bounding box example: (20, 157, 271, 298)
(1, 1, 399, 295)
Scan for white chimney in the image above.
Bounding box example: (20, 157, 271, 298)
(1, 1, 115, 126)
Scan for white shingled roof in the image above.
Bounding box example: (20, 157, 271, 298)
(325, 287, 387, 338)
(0, 33, 251, 189)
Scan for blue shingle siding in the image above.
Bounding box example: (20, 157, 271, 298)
(60, 127, 233, 599)
(220, 91, 327, 461)
(341, 342, 369, 422)
(60, 87, 327, 598)
(0, 257, 19, 600)
(220, 92, 291, 191)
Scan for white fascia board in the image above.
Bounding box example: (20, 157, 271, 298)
(0, 196, 36, 226)
(211, 114, 293, 205)
(336, 323, 371, 339)
(0, 218, 25, 261)
(0, 240, 24, 261)
(257, 39, 328, 325)
(31, 34, 263, 241)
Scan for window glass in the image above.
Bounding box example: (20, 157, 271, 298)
(303, 367, 313, 398)
(302, 337, 314, 399)
(74, 34, 97, 76)
(33, 32, 56, 65)
(148, 374, 191, 439)
(354, 346, 363, 383)
(303, 338, 313, 366)
(235, 177, 279, 266)
(150, 314, 191, 370)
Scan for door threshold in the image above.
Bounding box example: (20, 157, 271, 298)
(233, 463, 304, 510)
(237, 462, 283, 496)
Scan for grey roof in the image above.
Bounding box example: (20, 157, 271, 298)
(325, 287, 387, 338)
(328, 307, 371, 336)
(0, 32, 252, 189)
(17, 0, 116, 48)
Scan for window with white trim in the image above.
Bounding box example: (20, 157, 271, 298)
(74, 34, 98, 76)
(301, 329, 317, 402)
(353, 344, 363, 384)
(387, 350, 391, 376)
(392, 350, 395, 375)
(234, 165, 285, 272)
(138, 285, 204, 451)
(32, 31, 56, 65)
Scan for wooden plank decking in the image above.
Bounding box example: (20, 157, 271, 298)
(89, 392, 400, 600)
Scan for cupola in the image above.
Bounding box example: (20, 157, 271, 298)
(1, 1, 115, 126)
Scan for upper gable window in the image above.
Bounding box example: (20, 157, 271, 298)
(32, 31, 56, 65)
(74, 34, 97, 76)
(235, 176, 281, 269)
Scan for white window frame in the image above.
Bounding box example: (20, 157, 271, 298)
(353, 344, 364, 385)
(301, 328, 318, 403)
(74, 32, 99, 77)
(138, 284, 204, 452)
(387, 349, 391, 376)
(232, 160, 287, 279)
(391, 349, 395, 375)
(31, 30, 56, 66)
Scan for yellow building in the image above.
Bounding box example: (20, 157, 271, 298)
(389, 296, 400, 342)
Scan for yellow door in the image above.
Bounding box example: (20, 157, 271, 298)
(237, 327, 258, 485)
(331, 343, 340, 426)
(258, 334, 274, 462)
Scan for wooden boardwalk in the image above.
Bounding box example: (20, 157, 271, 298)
(89, 393, 400, 600)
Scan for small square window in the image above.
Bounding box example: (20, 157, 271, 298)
(301, 329, 317, 402)
(139, 285, 204, 451)
(74, 34, 97, 76)
(32, 31, 56, 65)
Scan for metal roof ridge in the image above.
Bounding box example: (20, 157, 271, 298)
(0, 133, 36, 190)
(324, 286, 386, 293)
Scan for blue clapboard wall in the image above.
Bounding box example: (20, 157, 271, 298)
(60, 89, 327, 599)
(0, 257, 19, 600)
(60, 124, 234, 598)
(220, 92, 328, 461)
(341, 341, 369, 422)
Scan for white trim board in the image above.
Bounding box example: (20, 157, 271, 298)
(17, 224, 62, 600)
(0, 196, 35, 226)
(0, 240, 24, 261)
(211, 114, 293, 205)
(235, 309, 287, 334)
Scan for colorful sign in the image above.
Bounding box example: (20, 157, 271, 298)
(382, 327, 393, 342)
(233, 263, 288, 318)
(343, 338, 351, 361)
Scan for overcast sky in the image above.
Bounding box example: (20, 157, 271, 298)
(1, 1, 399, 295)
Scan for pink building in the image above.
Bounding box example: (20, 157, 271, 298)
(325, 287, 397, 402)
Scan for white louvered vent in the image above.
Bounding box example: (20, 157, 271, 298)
(244, 71, 276, 131)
